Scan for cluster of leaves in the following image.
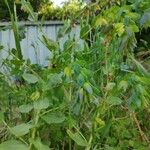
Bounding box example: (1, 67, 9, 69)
(0, 0, 150, 150)
(39, 0, 84, 20)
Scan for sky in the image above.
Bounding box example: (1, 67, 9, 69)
(51, 0, 69, 7)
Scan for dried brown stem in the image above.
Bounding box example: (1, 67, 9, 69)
(131, 112, 149, 144)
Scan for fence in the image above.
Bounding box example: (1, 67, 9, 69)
(0, 21, 81, 66)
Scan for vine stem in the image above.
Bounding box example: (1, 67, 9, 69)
(131, 112, 149, 144)
(86, 134, 93, 150)
(69, 85, 72, 150)
(29, 110, 40, 150)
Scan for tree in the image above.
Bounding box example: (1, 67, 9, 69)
(0, 0, 50, 21)
(0, 0, 14, 21)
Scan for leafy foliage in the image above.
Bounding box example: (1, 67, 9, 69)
(0, 0, 150, 149)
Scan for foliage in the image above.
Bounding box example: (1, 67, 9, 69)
(0, 0, 85, 21)
(0, 0, 50, 21)
(39, 0, 84, 20)
(0, 0, 150, 149)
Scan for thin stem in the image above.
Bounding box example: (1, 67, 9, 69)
(131, 112, 149, 144)
(29, 110, 40, 150)
(69, 85, 72, 150)
(86, 134, 93, 150)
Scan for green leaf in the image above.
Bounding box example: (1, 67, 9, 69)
(83, 82, 93, 94)
(95, 118, 105, 127)
(125, 12, 140, 21)
(64, 66, 72, 77)
(22, 73, 39, 84)
(107, 96, 122, 106)
(118, 80, 128, 92)
(11, 123, 32, 137)
(92, 14, 108, 27)
(30, 91, 40, 101)
(64, 39, 74, 51)
(21, 0, 38, 21)
(0, 140, 28, 150)
(80, 25, 91, 39)
(128, 24, 139, 33)
(30, 138, 50, 150)
(114, 23, 125, 36)
(105, 82, 116, 91)
(67, 129, 88, 147)
(41, 35, 58, 52)
(48, 73, 62, 87)
(33, 98, 50, 110)
(41, 112, 65, 124)
(19, 104, 33, 113)
(139, 77, 150, 85)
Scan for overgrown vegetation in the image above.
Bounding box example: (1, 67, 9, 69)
(0, 0, 150, 149)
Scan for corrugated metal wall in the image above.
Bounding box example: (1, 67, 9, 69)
(0, 21, 81, 66)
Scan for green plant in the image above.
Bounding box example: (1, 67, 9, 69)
(0, 0, 150, 149)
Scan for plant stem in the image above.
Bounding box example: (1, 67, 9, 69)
(69, 85, 72, 150)
(86, 134, 93, 150)
(29, 110, 40, 150)
(131, 112, 149, 144)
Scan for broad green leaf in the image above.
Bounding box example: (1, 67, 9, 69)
(80, 25, 91, 39)
(83, 82, 93, 94)
(41, 112, 65, 124)
(11, 123, 32, 137)
(30, 138, 50, 150)
(128, 24, 139, 33)
(19, 104, 33, 113)
(48, 73, 62, 87)
(135, 84, 146, 95)
(0, 140, 28, 150)
(107, 96, 122, 106)
(22, 73, 39, 84)
(118, 80, 128, 92)
(34, 98, 50, 110)
(67, 129, 88, 147)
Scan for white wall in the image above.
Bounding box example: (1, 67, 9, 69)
(0, 21, 81, 67)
